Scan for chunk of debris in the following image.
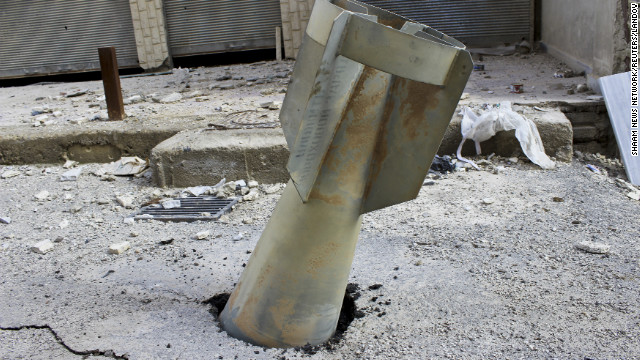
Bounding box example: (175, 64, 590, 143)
(0, 217, 11, 224)
(160, 92, 182, 104)
(243, 189, 260, 202)
(259, 101, 282, 110)
(66, 89, 89, 97)
(575, 241, 610, 254)
(60, 167, 83, 182)
(161, 199, 181, 209)
(31, 239, 54, 254)
(430, 155, 455, 173)
(62, 160, 79, 169)
(196, 230, 210, 240)
(116, 195, 135, 209)
(1, 170, 21, 179)
(232, 232, 244, 241)
(34, 190, 51, 201)
(627, 191, 640, 201)
(123, 95, 143, 105)
(59, 219, 70, 229)
(101, 157, 148, 176)
(109, 241, 131, 254)
(481, 198, 495, 205)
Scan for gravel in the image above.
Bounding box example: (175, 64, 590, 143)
(0, 154, 638, 359)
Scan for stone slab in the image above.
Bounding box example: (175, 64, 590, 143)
(151, 128, 290, 187)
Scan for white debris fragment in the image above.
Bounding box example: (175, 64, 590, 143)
(248, 180, 259, 188)
(101, 157, 148, 176)
(243, 189, 260, 202)
(60, 167, 83, 181)
(627, 191, 640, 201)
(123, 217, 135, 225)
(481, 198, 495, 205)
(259, 101, 282, 110)
(196, 230, 210, 240)
(66, 88, 89, 97)
(223, 181, 237, 192)
(1, 170, 21, 179)
(31, 240, 54, 254)
(63, 160, 79, 169)
(264, 185, 281, 195)
(184, 90, 203, 98)
(109, 241, 131, 254)
(35, 114, 49, 123)
(123, 95, 143, 105)
(160, 92, 183, 103)
(116, 195, 135, 209)
(162, 199, 181, 209)
(34, 190, 51, 201)
(575, 241, 610, 254)
(59, 219, 70, 229)
(0, 217, 11, 224)
(236, 179, 247, 188)
(232, 232, 244, 241)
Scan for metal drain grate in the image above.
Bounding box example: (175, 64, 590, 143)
(131, 196, 238, 222)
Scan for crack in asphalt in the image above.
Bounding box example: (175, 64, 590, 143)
(0, 324, 128, 359)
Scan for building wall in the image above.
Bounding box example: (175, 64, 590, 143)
(540, 0, 628, 91)
(279, 0, 315, 58)
(129, 0, 171, 70)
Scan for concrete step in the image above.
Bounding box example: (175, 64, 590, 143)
(151, 108, 573, 187)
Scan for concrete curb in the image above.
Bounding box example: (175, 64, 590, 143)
(151, 128, 290, 187)
(0, 117, 211, 164)
(151, 108, 574, 187)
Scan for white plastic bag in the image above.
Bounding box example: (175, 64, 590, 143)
(457, 102, 555, 170)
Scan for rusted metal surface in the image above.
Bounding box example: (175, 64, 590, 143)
(98, 47, 125, 121)
(220, 0, 472, 348)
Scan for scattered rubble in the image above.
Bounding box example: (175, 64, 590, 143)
(116, 195, 135, 209)
(196, 230, 210, 240)
(1, 170, 21, 179)
(60, 167, 83, 181)
(34, 190, 51, 201)
(31, 239, 54, 254)
(575, 241, 610, 254)
(108, 241, 131, 254)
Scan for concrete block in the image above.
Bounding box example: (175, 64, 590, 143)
(31, 240, 54, 254)
(438, 108, 573, 162)
(151, 129, 290, 188)
(109, 241, 131, 255)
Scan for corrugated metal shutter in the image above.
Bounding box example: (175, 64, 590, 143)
(0, 0, 138, 79)
(165, 0, 282, 56)
(360, 0, 532, 46)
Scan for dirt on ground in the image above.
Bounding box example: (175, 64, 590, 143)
(0, 153, 638, 359)
(0, 50, 638, 359)
(0, 52, 598, 131)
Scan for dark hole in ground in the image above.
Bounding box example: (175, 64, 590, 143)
(203, 283, 364, 353)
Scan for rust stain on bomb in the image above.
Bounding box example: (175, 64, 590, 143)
(397, 79, 441, 141)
